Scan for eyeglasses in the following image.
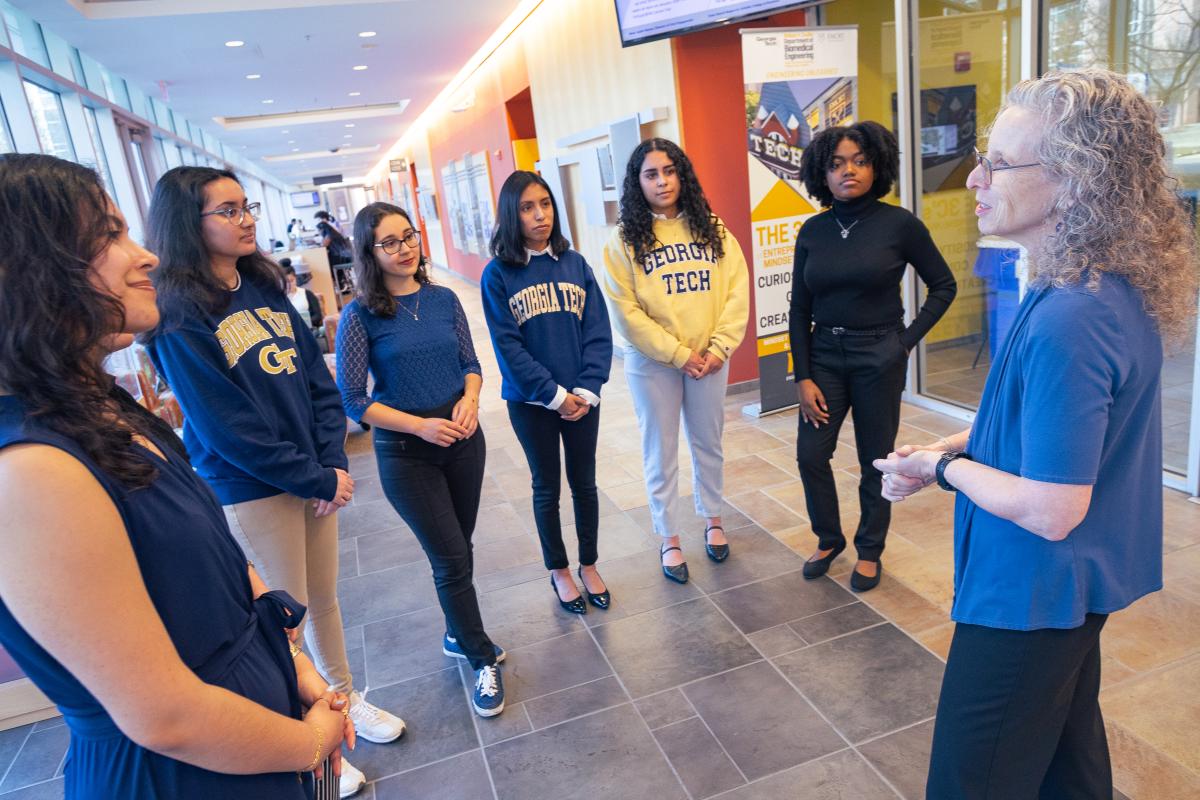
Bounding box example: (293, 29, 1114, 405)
(374, 229, 421, 254)
(973, 147, 1041, 187)
(201, 202, 261, 226)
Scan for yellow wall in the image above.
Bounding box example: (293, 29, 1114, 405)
(521, 0, 680, 269)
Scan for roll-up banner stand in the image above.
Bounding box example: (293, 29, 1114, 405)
(740, 25, 858, 415)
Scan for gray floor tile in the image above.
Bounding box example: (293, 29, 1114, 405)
(710, 570, 854, 634)
(591, 597, 761, 697)
(0, 727, 67, 794)
(524, 676, 628, 730)
(485, 704, 687, 800)
(685, 528, 806, 594)
(746, 624, 807, 657)
(338, 536, 358, 580)
(580, 548, 703, 628)
(503, 630, 612, 703)
(0, 777, 65, 799)
(338, 498, 404, 539)
(652, 716, 745, 799)
(474, 702, 533, 746)
(471, 534, 544, 580)
(470, 502, 532, 547)
(349, 473, 387, 506)
(373, 749, 492, 800)
(344, 627, 367, 697)
(774, 624, 944, 743)
(474, 561, 548, 595)
(683, 661, 844, 781)
(355, 526, 426, 574)
(716, 748, 894, 799)
(338, 560, 438, 627)
(858, 720, 934, 800)
(789, 601, 885, 645)
(478, 577, 586, 651)
(575, 512, 661, 563)
(27, 720, 62, 733)
(634, 688, 695, 730)
(341, 668, 477, 781)
(363, 606, 453, 688)
(0, 726, 31, 783)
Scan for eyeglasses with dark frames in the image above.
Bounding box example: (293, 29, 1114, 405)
(973, 147, 1041, 186)
(201, 202, 261, 226)
(374, 229, 422, 255)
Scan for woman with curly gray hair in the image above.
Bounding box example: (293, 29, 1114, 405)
(874, 69, 1198, 798)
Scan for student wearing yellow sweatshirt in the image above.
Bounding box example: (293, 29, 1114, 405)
(602, 138, 749, 584)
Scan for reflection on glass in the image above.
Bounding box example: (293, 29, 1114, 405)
(906, 2, 1024, 411)
(1048, 0, 1199, 475)
(82, 107, 116, 200)
(23, 81, 76, 162)
(0, 98, 13, 155)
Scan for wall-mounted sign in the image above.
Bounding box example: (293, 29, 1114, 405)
(389, 158, 409, 173)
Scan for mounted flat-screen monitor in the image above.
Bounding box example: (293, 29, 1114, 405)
(614, 0, 828, 47)
(290, 190, 320, 208)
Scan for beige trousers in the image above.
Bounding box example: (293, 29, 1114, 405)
(226, 492, 352, 693)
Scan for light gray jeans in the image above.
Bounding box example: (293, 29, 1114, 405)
(624, 347, 728, 538)
(226, 492, 353, 693)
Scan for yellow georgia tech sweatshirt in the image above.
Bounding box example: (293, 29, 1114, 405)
(601, 215, 749, 369)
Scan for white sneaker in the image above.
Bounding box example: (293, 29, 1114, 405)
(348, 689, 406, 744)
(338, 757, 366, 799)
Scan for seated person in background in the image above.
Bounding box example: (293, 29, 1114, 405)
(282, 259, 324, 332)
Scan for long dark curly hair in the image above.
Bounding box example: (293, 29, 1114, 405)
(798, 121, 899, 207)
(617, 138, 725, 265)
(143, 166, 284, 337)
(352, 202, 432, 317)
(0, 154, 185, 488)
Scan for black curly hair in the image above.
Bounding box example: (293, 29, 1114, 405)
(798, 121, 899, 207)
(0, 153, 187, 489)
(617, 138, 725, 265)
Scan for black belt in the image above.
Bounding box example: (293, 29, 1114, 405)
(818, 325, 897, 336)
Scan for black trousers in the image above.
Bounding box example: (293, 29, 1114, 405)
(927, 614, 1111, 800)
(373, 424, 497, 670)
(506, 401, 601, 570)
(795, 327, 908, 560)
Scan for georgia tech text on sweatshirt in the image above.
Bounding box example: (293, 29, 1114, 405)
(216, 307, 298, 374)
(641, 241, 717, 296)
(508, 282, 587, 326)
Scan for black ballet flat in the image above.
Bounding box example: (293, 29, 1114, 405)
(578, 565, 611, 610)
(550, 575, 587, 615)
(802, 543, 846, 579)
(703, 524, 730, 562)
(850, 560, 882, 593)
(660, 545, 689, 584)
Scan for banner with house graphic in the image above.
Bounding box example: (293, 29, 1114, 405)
(741, 26, 857, 413)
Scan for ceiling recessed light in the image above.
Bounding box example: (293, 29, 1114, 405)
(287, 140, 295, 144)
(292, 148, 300, 152)
(344, 123, 355, 128)
(225, 40, 244, 47)
(352, 65, 368, 71)
(358, 31, 376, 38)
(245, 73, 261, 80)
(348, 91, 361, 97)
(344, 134, 353, 138)
(262, 99, 274, 104)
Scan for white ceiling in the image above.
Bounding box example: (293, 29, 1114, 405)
(12, 0, 524, 186)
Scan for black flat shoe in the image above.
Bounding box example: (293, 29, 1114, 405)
(703, 524, 730, 562)
(550, 575, 587, 615)
(802, 543, 846, 579)
(659, 545, 689, 584)
(850, 560, 882, 593)
(578, 565, 611, 610)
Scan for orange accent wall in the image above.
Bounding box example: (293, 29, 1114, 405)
(673, 8, 814, 387)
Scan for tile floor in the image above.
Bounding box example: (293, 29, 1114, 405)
(1, 268, 1196, 799)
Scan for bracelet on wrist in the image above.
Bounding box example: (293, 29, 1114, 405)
(302, 724, 324, 773)
(289, 641, 302, 659)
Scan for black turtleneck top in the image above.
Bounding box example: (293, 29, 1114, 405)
(788, 195, 957, 381)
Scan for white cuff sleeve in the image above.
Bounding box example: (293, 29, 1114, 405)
(573, 387, 601, 407)
(543, 385, 568, 411)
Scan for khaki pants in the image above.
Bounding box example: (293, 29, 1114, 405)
(226, 493, 352, 693)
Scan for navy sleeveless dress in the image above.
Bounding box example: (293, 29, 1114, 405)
(0, 394, 313, 799)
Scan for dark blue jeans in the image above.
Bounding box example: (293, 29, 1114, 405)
(506, 401, 601, 570)
(373, 424, 497, 670)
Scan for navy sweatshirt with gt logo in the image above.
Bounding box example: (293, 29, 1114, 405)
(147, 276, 348, 505)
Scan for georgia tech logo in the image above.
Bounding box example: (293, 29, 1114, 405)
(259, 344, 299, 375)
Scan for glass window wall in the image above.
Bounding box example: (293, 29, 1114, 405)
(23, 80, 75, 161)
